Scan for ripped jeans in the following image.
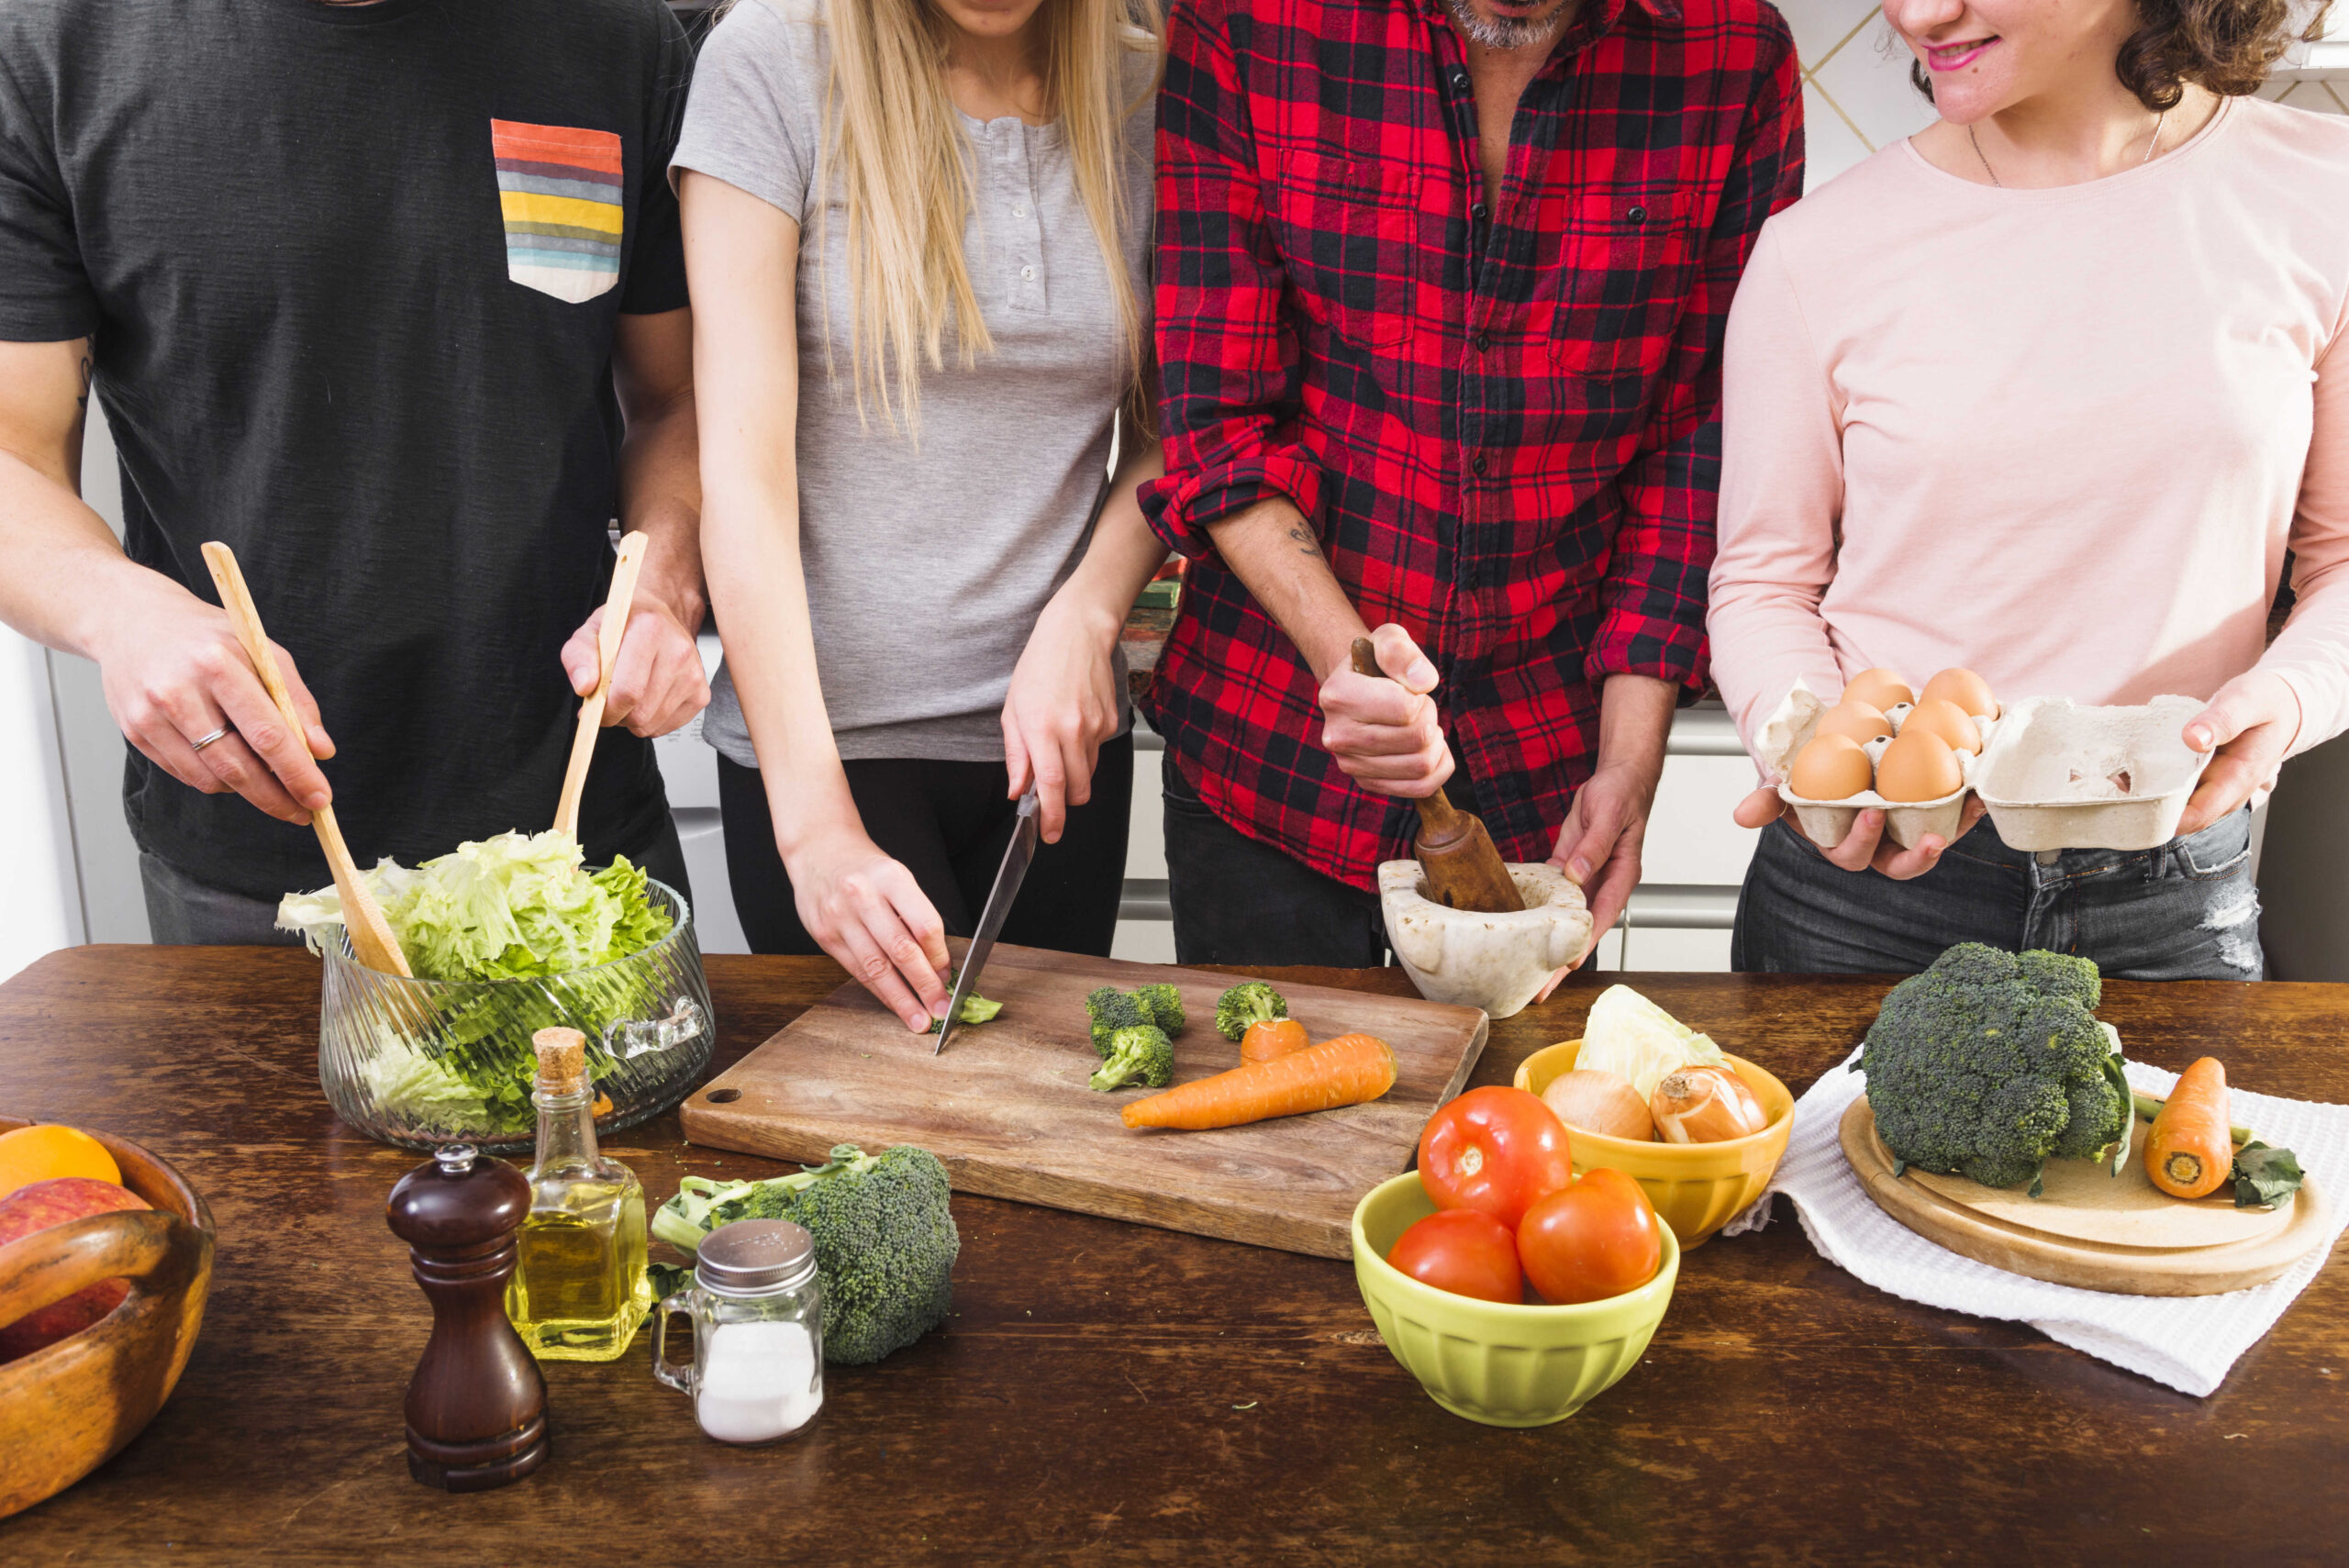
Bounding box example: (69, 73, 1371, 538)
(1732, 808, 2262, 980)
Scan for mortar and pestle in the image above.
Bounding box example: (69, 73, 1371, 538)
(1352, 639, 1593, 1019)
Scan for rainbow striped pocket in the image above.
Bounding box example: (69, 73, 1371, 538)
(493, 119, 624, 303)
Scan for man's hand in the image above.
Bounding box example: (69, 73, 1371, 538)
(2176, 670, 2299, 836)
(782, 822, 953, 1034)
(91, 579, 337, 824)
(1732, 786, 1987, 878)
(1317, 623, 1454, 798)
(1001, 589, 1124, 844)
(560, 592, 709, 738)
(1538, 673, 1677, 999)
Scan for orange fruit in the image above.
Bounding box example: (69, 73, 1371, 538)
(0, 1124, 121, 1200)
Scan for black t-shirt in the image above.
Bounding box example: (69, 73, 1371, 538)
(0, 0, 693, 901)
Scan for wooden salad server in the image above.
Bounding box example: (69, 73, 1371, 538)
(1349, 638, 1523, 914)
(551, 531, 650, 841)
(200, 541, 411, 976)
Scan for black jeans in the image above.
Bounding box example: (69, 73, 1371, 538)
(1732, 808, 2263, 979)
(718, 736, 1134, 957)
(1163, 752, 1492, 967)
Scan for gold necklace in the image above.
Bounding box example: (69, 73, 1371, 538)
(1966, 108, 2167, 188)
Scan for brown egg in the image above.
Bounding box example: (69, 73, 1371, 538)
(1920, 667, 1999, 719)
(1788, 733, 1875, 800)
(1876, 728, 1964, 802)
(1814, 700, 1893, 745)
(1900, 697, 1982, 755)
(1842, 667, 1916, 713)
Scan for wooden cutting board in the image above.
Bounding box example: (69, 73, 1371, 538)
(680, 943, 1490, 1259)
(1840, 1095, 2333, 1296)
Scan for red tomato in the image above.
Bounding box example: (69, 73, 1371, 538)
(1417, 1086, 1575, 1229)
(1386, 1207, 1523, 1304)
(1517, 1167, 1663, 1306)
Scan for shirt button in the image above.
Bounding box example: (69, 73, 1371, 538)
(1471, 201, 1488, 223)
(1451, 71, 1470, 93)
(1470, 451, 1488, 476)
(1019, 265, 1036, 281)
(1628, 205, 1649, 226)
(1474, 332, 1491, 352)
(1013, 205, 1028, 218)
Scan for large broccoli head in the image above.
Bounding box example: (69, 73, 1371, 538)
(1131, 983, 1186, 1035)
(1859, 943, 2129, 1192)
(778, 1143, 960, 1366)
(1085, 986, 1147, 1059)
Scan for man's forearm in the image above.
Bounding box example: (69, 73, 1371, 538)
(1593, 673, 1679, 782)
(617, 397, 707, 632)
(1203, 495, 1365, 682)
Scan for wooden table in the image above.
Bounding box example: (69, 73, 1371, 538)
(2, 948, 2343, 1563)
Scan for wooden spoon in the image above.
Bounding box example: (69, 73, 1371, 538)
(551, 531, 650, 840)
(1349, 637, 1523, 914)
(200, 542, 411, 976)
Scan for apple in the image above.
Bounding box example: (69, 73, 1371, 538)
(0, 1176, 151, 1362)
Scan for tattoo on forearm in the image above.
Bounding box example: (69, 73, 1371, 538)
(1285, 523, 1323, 560)
(76, 354, 92, 411)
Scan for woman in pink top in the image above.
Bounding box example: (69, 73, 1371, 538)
(1709, 0, 2348, 977)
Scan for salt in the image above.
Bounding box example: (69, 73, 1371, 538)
(695, 1318, 821, 1444)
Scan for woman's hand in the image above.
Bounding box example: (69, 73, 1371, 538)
(2176, 671, 2300, 836)
(1001, 589, 1125, 843)
(1733, 786, 1987, 879)
(782, 826, 952, 1032)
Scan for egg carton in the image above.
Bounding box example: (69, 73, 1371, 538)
(1970, 695, 2212, 851)
(1757, 678, 1998, 851)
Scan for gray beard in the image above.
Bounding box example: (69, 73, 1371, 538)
(1441, 0, 1573, 50)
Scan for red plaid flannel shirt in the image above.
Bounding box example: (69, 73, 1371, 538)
(1140, 0, 1802, 889)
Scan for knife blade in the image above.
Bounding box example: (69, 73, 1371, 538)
(934, 790, 1041, 1053)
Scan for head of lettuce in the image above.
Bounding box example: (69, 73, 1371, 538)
(279, 829, 677, 1135)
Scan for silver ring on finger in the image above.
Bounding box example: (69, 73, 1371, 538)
(188, 726, 233, 754)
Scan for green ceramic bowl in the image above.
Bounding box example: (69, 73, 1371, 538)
(1351, 1172, 1680, 1428)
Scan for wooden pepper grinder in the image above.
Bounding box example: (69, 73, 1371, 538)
(1349, 637, 1524, 914)
(385, 1144, 549, 1492)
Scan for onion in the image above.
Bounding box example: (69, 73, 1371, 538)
(1541, 1070, 1655, 1142)
(1651, 1067, 1768, 1144)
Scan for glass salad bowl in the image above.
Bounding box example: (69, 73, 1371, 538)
(316, 880, 716, 1153)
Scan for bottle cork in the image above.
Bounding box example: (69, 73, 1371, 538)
(532, 1028, 589, 1095)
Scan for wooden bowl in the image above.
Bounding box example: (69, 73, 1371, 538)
(0, 1117, 215, 1520)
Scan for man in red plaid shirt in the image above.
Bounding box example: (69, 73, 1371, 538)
(1141, 0, 1802, 968)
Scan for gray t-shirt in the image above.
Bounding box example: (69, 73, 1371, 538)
(674, 0, 1154, 766)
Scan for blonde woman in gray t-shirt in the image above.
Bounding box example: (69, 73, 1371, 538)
(676, 0, 1166, 1030)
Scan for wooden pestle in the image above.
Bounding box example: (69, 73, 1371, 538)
(1347, 639, 1523, 913)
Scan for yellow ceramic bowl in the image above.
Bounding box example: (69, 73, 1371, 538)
(1351, 1172, 1680, 1429)
(1513, 1041, 1794, 1249)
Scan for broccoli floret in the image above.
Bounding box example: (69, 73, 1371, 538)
(927, 991, 1001, 1032)
(1132, 983, 1186, 1035)
(1859, 942, 2130, 1193)
(1090, 1024, 1174, 1092)
(650, 1142, 959, 1366)
(1212, 982, 1287, 1042)
(1085, 986, 1147, 1058)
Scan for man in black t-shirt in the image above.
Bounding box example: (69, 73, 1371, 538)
(0, 0, 712, 941)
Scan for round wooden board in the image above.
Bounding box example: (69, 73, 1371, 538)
(1839, 1096, 2335, 1297)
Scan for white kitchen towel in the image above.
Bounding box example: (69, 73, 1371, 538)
(1756, 1051, 2349, 1396)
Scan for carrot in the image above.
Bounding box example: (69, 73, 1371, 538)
(1122, 1032, 1397, 1130)
(2145, 1057, 2234, 1199)
(1240, 1018, 1310, 1063)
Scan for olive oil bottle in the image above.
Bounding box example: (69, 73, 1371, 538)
(506, 1027, 650, 1361)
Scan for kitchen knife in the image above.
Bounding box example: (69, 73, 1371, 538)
(934, 789, 1040, 1054)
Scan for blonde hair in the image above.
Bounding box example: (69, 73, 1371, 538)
(816, 0, 1161, 439)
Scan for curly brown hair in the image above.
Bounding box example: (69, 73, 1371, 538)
(1910, 0, 2333, 110)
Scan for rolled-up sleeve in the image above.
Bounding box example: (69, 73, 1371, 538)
(1586, 22, 1802, 695)
(1137, 0, 1320, 560)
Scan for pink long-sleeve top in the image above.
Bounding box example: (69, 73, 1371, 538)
(1710, 96, 2349, 771)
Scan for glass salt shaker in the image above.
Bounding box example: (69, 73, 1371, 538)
(653, 1218, 823, 1444)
